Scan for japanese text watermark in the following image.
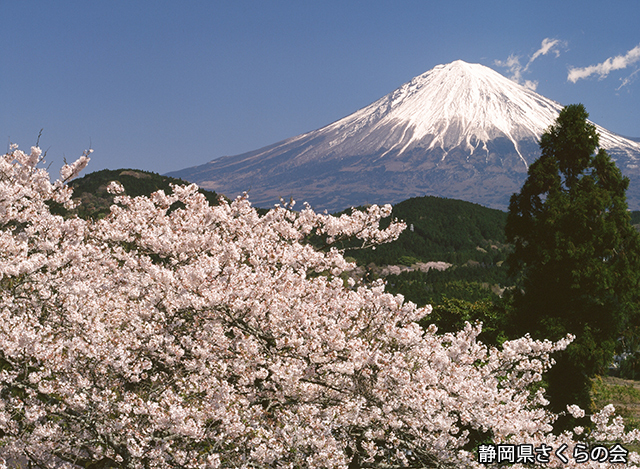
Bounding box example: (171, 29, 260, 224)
(477, 443, 629, 464)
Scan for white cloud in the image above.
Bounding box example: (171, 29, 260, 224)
(568, 44, 640, 83)
(527, 38, 564, 68)
(495, 38, 566, 91)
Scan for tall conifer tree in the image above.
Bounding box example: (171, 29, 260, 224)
(506, 104, 640, 429)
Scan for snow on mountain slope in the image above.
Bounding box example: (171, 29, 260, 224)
(168, 61, 640, 212)
(317, 60, 561, 166)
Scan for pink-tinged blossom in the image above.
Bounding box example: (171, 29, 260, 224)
(59, 150, 92, 182)
(106, 180, 125, 194)
(0, 144, 638, 468)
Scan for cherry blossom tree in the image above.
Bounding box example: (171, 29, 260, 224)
(0, 144, 638, 468)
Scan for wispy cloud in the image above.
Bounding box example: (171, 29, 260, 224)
(528, 38, 564, 66)
(617, 68, 640, 91)
(495, 38, 567, 91)
(568, 44, 640, 86)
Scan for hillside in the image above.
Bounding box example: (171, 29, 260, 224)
(348, 195, 508, 265)
(344, 196, 512, 305)
(62, 169, 222, 219)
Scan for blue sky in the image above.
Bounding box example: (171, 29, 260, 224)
(2, 1, 640, 175)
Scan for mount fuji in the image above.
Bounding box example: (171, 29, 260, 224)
(168, 60, 640, 212)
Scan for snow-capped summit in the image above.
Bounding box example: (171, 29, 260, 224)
(168, 61, 640, 212)
(310, 60, 561, 168)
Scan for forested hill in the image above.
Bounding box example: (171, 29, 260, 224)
(64, 169, 221, 219)
(63, 170, 640, 263)
(347, 196, 640, 266)
(347, 196, 509, 266)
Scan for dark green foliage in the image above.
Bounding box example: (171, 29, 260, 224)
(615, 325, 640, 380)
(505, 104, 640, 430)
(386, 263, 510, 306)
(64, 169, 222, 220)
(417, 297, 510, 346)
(630, 211, 640, 232)
(340, 197, 514, 314)
(346, 196, 509, 265)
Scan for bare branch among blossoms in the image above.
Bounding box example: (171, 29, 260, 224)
(59, 149, 92, 182)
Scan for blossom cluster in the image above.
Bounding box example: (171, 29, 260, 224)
(0, 145, 638, 468)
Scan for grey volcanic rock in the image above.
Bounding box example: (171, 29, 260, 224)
(168, 60, 640, 212)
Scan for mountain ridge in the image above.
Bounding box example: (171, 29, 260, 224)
(168, 61, 640, 212)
